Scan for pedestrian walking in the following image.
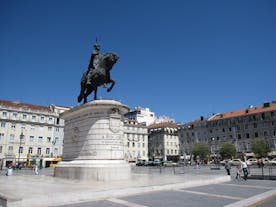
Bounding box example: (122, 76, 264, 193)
(225, 160, 231, 175)
(241, 160, 248, 180)
(34, 165, 39, 175)
(235, 164, 241, 179)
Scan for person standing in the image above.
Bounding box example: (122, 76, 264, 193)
(225, 160, 231, 175)
(241, 160, 248, 180)
(235, 164, 241, 179)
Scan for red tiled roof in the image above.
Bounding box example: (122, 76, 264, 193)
(148, 122, 177, 129)
(208, 103, 276, 121)
(0, 99, 52, 112)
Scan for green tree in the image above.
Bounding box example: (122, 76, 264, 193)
(192, 143, 209, 160)
(252, 138, 269, 158)
(219, 143, 236, 159)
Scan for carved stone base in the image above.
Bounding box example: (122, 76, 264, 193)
(54, 99, 131, 181)
(54, 160, 131, 181)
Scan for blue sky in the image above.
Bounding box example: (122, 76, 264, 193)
(0, 0, 275, 123)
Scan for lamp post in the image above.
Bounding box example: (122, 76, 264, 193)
(18, 131, 24, 169)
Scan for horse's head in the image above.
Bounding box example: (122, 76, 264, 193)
(102, 52, 119, 71)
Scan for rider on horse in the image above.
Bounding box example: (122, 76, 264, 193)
(86, 41, 102, 86)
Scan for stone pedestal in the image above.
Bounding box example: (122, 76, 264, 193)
(54, 99, 131, 181)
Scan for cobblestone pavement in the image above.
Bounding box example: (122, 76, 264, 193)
(56, 178, 276, 207)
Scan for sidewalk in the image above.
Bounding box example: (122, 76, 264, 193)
(0, 167, 230, 207)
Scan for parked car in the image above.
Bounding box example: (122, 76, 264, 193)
(163, 161, 178, 167)
(269, 158, 276, 166)
(153, 159, 162, 166)
(231, 159, 242, 166)
(246, 158, 258, 166)
(136, 160, 145, 166)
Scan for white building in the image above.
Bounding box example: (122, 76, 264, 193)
(123, 119, 148, 163)
(148, 122, 179, 162)
(0, 100, 70, 168)
(124, 106, 155, 126)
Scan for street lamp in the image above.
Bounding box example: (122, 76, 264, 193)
(18, 131, 24, 169)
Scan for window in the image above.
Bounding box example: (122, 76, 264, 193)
(9, 134, 15, 142)
(38, 136, 43, 142)
(48, 127, 52, 131)
(142, 143, 145, 148)
(0, 122, 5, 128)
(0, 133, 4, 141)
(238, 134, 241, 139)
(28, 147, 33, 154)
(12, 112, 17, 119)
(49, 117, 53, 122)
(22, 114, 27, 120)
(132, 142, 135, 147)
(8, 146, 13, 153)
(31, 125, 35, 130)
(255, 132, 259, 138)
(11, 123, 16, 129)
(0, 146, 2, 153)
(47, 137, 51, 143)
(46, 148, 50, 154)
(32, 115, 36, 121)
(264, 131, 268, 137)
(246, 133, 250, 138)
(2, 111, 7, 118)
(37, 148, 42, 155)
(19, 146, 23, 154)
(254, 123, 258, 128)
(40, 116, 45, 122)
(29, 136, 34, 142)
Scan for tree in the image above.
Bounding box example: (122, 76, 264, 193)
(219, 143, 236, 160)
(252, 138, 269, 158)
(192, 143, 209, 160)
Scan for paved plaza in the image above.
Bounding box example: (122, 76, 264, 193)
(0, 166, 276, 207)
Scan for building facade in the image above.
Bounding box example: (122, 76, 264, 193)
(0, 100, 70, 168)
(148, 122, 179, 162)
(123, 119, 148, 163)
(207, 102, 276, 156)
(178, 102, 276, 159)
(178, 117, 208, 157)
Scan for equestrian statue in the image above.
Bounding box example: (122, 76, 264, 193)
(77, 41, 119, 104)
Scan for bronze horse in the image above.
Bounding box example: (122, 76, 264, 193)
(77, 52, 119, 103)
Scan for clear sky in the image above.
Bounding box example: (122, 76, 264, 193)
(0, 0, 275, 123)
